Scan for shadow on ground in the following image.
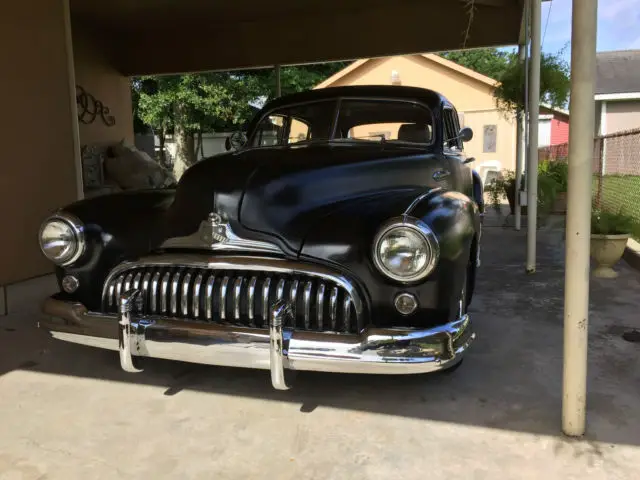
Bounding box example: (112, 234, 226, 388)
(2, 217, 640, 450)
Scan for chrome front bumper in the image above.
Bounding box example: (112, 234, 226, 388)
(40, 290, 475, 390)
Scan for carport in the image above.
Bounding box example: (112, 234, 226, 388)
(2, 0, 598, 447)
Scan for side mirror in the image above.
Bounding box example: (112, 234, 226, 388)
(225, 131, 247, 151)
(459, 127, 473, 143)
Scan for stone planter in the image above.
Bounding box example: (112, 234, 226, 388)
(590, 233, 630, 278)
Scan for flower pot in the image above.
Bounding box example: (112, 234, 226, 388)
(552, 191, 567, 214)
(590, 233, 630, 278)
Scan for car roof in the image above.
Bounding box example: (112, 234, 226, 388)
(260, 85, 448, 111)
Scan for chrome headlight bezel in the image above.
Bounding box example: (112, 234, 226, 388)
(38, 211, 86, 267)
(372, 216, 440, 283)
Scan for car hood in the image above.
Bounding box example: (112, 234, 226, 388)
(160, 144, 446, 254)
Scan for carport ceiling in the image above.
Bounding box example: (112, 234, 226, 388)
(70, 0, 536, 76)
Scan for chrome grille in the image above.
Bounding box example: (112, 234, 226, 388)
(103, 263, 362, 333)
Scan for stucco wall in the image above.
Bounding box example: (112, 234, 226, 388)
(605, 100, 640, 135)
(0, 0, 79, 285)
(323, 55, 516, 174)
(72, 27, 134, 147)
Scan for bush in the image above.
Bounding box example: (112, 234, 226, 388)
(591, 208, 636, 236)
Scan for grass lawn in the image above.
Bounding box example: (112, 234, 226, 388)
(593, 175, 640, 238)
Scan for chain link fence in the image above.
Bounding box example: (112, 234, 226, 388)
(539, 127, 640, 236)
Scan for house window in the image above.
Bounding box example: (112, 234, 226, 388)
(483, 125, 497, 153)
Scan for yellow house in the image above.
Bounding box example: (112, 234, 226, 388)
(314, 53, 517, 184)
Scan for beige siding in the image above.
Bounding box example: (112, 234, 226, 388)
(73, 27, 134, 146)
(320, 55, 516, 176)
(0, 0, 79, 284)
(605, 100, 640, 135)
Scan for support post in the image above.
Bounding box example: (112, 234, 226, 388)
(526, 0, 541, 273)
(275, 64, 282, 97)
(562, 0, 598, 437)
(514, 43, 526, 231)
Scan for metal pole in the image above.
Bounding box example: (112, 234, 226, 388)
(275, 64, 282, 97)
(526, 0, 541, 273)
(562, 0, 598, 437)
(515, 43, 526, 231)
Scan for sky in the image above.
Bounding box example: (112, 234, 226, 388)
(524, 0, 640, 63)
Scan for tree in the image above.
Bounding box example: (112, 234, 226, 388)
(439, 47, 571, 115)
(440, 48, 512, 80)
(493, 49, 571, 114)
(132, 62, 348, 178)
(133, 72, 264, 177)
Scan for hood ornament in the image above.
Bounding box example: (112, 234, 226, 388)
(159, 210, 283, 254)
(199, 212, 228, 245)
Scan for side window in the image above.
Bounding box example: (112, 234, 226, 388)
(252, 114, 286, 147)
(287, 118, 310, 144)
(442, 109, 459, 150)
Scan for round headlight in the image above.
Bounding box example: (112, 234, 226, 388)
(38, 213, 85, 266)
(373, 217, 439, 282)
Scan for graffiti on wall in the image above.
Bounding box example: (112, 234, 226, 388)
(76, 85, 116, 127)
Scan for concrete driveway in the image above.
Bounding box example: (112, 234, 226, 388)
(1, 219, 640, 479)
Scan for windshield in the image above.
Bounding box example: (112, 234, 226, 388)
(249, 98, 434, 148)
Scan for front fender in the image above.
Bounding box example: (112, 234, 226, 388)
(300, 188, 480, 328)
(47, 188, 176, 310)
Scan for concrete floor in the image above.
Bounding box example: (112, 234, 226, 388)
(1, 219, 640, 479)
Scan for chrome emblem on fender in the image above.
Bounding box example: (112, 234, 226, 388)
(199, 212, 228, 245)
(432, 169, 451, 182)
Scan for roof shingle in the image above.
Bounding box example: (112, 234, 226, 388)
(596, 50, 640, 95)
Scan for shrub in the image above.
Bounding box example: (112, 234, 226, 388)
(591, 208, 635, 235)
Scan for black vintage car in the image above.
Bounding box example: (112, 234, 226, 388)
(38, 85, 483, 389)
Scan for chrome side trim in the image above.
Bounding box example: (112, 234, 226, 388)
(108, 282, 116, 308)
(102, 254, 365, 327)
(132, 272, 142, 291)
(403, 187, 443, 217)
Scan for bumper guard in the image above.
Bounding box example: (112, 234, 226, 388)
(40, 289, 475, 390)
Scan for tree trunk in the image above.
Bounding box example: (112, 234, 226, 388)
(195, 131, 204, 161)
(173, 124, 196, 180)
(158, 128, 167, 167)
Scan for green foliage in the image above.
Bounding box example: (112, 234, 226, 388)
(484, 162, 563, 215)
(493, 49, 571, 113)
(591, 208, 636, 236)
(133, 73, 264, 135)
(439, 48, 511, 80)
(539, 159, 568, 192)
